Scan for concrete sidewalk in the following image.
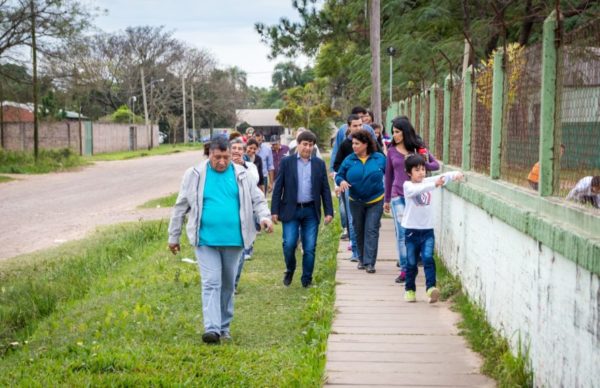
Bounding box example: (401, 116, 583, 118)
(325, 219, 495, 387)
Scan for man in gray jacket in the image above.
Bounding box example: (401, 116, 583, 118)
(168, 136, 273, 344)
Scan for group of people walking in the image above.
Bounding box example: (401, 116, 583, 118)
(167, 110, 464, 344)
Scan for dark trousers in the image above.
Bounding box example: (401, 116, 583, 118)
(349, 199, 383, 266)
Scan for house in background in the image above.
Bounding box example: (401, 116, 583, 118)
(235, 109, 291, 142)
(1, 101, 34, 123)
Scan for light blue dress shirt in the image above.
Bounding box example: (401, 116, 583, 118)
(296, 154, 313, 203)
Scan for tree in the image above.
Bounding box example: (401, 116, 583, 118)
(276, 78, 339, 146)
(257, 0, 600, 108)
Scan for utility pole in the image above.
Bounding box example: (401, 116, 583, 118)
(191, 82, 196, 142)
(370, 0, 382, 125)
(182, 75, 187, 143)
(140, 67, 151, 149)
(387, 47, 397, 106)
(31, 0, 40, 160)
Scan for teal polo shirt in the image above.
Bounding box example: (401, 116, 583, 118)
(198, 164, 243, 247)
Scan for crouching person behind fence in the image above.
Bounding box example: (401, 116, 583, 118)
(168, 136, 273, 344)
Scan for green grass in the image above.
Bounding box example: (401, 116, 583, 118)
(435, 255, 534, 388)
(0, 216, 340, 386)
(87, 143, 203, 161)
(0, 148, 89, 174)
(0, 175, 14, 183)
(138, 193, 178, 208)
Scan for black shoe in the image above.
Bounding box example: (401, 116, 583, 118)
(366, 265, 376, 273)
(396, 261, 400, 268)
(302, 281, 312, 288)
(202, 331, 220, 344)
(340, 230, 349, 240)
(283, 272, 293, 286)
(357, 262, 365, 270)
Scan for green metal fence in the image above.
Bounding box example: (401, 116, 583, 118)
(386, 11, 599, 209)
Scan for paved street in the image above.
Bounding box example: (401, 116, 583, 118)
(0, 150, 203, 260)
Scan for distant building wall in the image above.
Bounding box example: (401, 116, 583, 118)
(1, 121, 81, 152)
(1, 121, 158, 154)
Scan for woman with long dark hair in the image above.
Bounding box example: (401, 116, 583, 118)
(383, 116, 440, 283)
(336, 129, 386, 273)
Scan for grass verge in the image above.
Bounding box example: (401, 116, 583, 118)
(0, 216, 339, 386)
(87, 143, 203, 161)
(435, 255, 533, 387)
(0, 175, 14, 183)
(0, 148, 89, 174)
(138, 193, 178, 209)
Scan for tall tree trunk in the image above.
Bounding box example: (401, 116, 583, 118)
(31, 0, 39, 160)
(519, 0, 535, 46)
(370, 0, 382, 125)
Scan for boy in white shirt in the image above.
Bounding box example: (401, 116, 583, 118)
(566, 176, 600, 208)
(401, 154, 464, 303)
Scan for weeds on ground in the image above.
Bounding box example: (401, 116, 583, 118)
(0, 148, 88, 174)
(435, 255, 534, 388)
(0, 175, 14, 183)
(0, 216, 339, 386)
(88, 143, 202, 161)
(138, 193, 178, 208)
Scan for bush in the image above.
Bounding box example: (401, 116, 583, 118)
(0, 148, 88, 174)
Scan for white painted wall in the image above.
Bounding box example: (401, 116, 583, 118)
(433, 189, 600, 388)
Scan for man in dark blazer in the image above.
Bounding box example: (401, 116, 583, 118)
(271, 130, 334, 288)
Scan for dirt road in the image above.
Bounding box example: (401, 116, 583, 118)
(0, 150, 204, 260)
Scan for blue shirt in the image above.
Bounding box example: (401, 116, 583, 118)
(296, 155, 313, 203)
(257, 143, 274, 175)
(199, 164, 243, 247)
(330, 123, 375, 172)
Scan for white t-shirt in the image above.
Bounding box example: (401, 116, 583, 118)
(401, 171, 462, 230)
(566, 176, 599, 206)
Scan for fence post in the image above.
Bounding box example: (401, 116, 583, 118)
(490, 48, 505, 179)
(462, 66, 474, 170)
(539, 11, 559, 197)
(429, 84, 437, 152)
(419, 91, 426, 136)
(443, 75, 452, 164)
(410, 95, 416, 125)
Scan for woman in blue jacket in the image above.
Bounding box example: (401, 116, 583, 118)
(335, 129, 386, 273)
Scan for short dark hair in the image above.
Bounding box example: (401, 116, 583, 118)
(404, 153, 426, 175)
(347, 114, 361, 125)
(352, 129, 377, 155)
(297, 129, 317, 145)
(246, 138, 259, 148)
(254, 130, 264, 137)
(351, 106, 367, 115)
(228, 131, 242, 141)
(209, 136, 230, 152)
(371, 123, 381, 130)
(592, 176, 600, 188)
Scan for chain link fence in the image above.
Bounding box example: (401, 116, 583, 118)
(557, 20, 600, 197)
(472, 66, 493, 175)
(422, 91, 431, 147)
(449, 81, 463, 166)
(500, 43, 543, 189)
(435, 88, 444, 159)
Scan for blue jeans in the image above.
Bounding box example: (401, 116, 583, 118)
(338, 192, 347, 229)
(195, 245, 243, 335)
(349, 199, 383, 266)
(343, 192, 360, 259)
(405, 229, 436, 291)
(282, 206, 319, 285)
(390, 196, 407, 272)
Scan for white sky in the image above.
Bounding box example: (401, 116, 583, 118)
(88, 0, 313, 88)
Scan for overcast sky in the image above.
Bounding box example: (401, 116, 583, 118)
(88, 0, 313, 88)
